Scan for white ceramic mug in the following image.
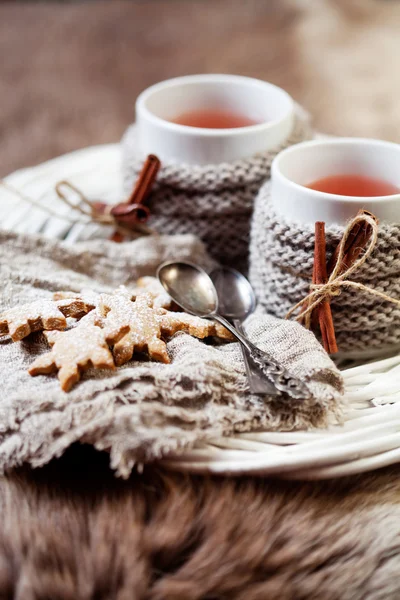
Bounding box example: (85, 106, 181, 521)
(271, 138, 400, 225)
(135, 74, 294, 165)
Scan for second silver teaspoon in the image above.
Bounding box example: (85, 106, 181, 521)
(157, 261, 310, 400)
(210, 267, 277, 395)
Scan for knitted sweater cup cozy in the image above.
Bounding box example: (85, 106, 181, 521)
(121, 110, 312, 271)
(249, 181, 400, 355)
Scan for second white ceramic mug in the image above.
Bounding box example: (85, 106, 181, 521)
(135, 74, 295, 165)
(271, 138, 400, 225)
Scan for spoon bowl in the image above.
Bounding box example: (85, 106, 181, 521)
(211, 267, 276, 394)
(157, 261, 218, 317)
(210, 267, 256, 321)
(157, 261, 311, 400)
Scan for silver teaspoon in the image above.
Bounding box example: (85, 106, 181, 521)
(157, 261, 310, 400)
(210, 267, 277, 395)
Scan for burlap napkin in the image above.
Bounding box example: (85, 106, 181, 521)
(0, 230, 343, 477)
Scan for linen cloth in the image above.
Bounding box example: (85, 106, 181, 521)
(249, 182, 400, 354)
(0, 230, 343, 477)
(121, 109, 312, 271)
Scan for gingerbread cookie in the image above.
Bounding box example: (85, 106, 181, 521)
(0, 297, 92, 342)
(28, 312, 128, 392)
(99, 289, 233, 366)
(99, 291, 170, 365)
(55, 279, 173, 311)
(133, 276, 173, 309)
(3, 283, 234, 391)
(54, 281, 171, 311)
(160, 310, 234, 341)
(53, 290, 99, 311)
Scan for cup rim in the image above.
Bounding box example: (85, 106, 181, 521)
(272, 137, 400, 203)
(135, 74, 294, 138)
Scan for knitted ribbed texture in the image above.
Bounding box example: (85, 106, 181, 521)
(249, 182, 400, 353)
(121, 111, 312, 270)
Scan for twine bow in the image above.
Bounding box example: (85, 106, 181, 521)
(55, 180, 115, 225)
(55, 181, 155, 239)
(0, 155, 160, 241)
(286, 213, 400, 326)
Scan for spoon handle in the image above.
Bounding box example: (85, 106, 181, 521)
(246, 344, 310, 399)
(233, 320, 278, 395)
(213, 315, 253, 349)
(214, 315, 310, 400)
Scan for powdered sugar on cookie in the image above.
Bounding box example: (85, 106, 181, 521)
(0, 298, 91, 342)
(28, 312, 121, 392)
(2, 281, 234, 391)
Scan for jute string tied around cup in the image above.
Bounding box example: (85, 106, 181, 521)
(286, 213, 400, 330)
(249, 182, 400, 354)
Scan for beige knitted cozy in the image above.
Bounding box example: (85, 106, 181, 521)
(121, 111, 312, 271)
(249, 182, 400, 354)
(0, 230, 343, 477)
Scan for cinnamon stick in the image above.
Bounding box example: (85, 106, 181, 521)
(298, 211, 378, 353)
(327, 209, 378, 277)
(109, 154, 161, 242)
(110, 231, 125, 243)
(126, 154, 161, 206)
(314, 222, 338, 354)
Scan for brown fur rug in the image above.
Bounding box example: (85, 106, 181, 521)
(0, 445, 399, 600)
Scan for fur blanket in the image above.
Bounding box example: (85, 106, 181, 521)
(0, 445, 399, 599)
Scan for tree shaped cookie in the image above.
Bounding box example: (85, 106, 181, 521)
(0, 297, 93, 342)
(99, 290, 233, 366)
(28, 312, 127, 392)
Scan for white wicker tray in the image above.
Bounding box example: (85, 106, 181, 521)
(2, 144, 400, 480)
